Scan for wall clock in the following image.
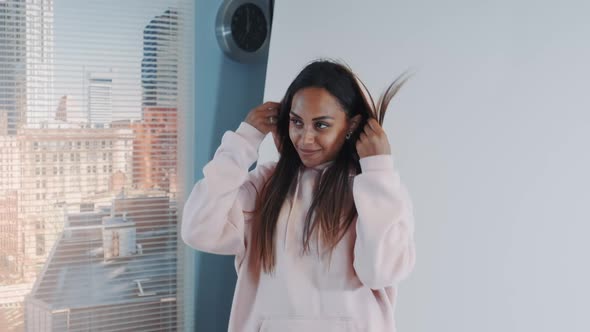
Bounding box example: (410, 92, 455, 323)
(216, 0, 272, 63)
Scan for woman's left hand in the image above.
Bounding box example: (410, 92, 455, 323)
(356, 118, 391, 158)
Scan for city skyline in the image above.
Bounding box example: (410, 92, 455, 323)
(0, 1, 183, 330)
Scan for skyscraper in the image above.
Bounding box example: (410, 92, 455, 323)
(87, 71, 114, 126)
(0, 0, 54, 135)
(134, 9, 178, 192)
(0, 0, 27, 136)
(141, 9, 178, 109)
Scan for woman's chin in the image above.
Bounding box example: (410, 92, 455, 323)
(297, 149, 322, 167)
(298, 156, 317, 168)
(299, 156, 328, 168)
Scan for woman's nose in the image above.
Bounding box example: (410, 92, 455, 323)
(302, 128, 315, 144)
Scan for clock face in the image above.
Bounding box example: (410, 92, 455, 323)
(231, 3, 268, 53)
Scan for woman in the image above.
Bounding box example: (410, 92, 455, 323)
(182, 60, 415, 331)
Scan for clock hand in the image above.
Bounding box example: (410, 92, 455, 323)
(246, 7, 250, 33)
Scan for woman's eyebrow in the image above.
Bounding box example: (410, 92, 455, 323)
(289, 111, 334, 121)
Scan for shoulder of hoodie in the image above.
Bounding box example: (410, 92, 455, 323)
(247, 161, 278, 189)
(253, 161, 277, 175)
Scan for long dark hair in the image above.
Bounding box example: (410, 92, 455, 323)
(250, 59, 409, 274)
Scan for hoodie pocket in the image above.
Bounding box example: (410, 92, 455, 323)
(259, 317, 358, 332)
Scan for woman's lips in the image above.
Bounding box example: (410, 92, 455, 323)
(298, 148, 320, 157)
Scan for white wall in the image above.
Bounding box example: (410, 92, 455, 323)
(261, 0, 590, 331)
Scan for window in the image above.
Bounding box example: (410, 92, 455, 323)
(0, 2, 193, 331)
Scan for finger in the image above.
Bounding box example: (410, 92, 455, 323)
(258, 110, 278, 125)
(263, 101, 280, 110)
(363, 122, 376, 135)
(361, 125, 373, 138)
(256, 102, 279, 113)
(358, 131, 367, 141)
(369, 118, 385, 134)
(263, 106, 280, 115)
(267, 116, 278, 125)
(368, 118, 385, 134)
(365, 118, 379, 132)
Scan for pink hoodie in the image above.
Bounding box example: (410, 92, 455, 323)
(182, 122, 416, 332)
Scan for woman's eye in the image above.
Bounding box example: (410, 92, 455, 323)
(290, 118, 303, 126)
(315, 122, 329, 129)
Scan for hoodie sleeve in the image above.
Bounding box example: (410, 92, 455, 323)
(181, 122, 276, 256)
(352, 154, 416, 290)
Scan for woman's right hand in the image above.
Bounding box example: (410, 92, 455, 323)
(245, 101, 280, 135)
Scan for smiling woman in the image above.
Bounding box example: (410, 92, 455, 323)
(182, 59, 415, 331)
(288, 87, 356, 168)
